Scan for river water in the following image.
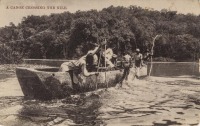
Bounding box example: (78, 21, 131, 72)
(0, 65, 200, 126)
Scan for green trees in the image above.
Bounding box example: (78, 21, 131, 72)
(0, 6, 200, 63)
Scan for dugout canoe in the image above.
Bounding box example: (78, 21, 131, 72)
(16, 67, 124, 100)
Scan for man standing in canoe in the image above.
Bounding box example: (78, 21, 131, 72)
(59, 43, 100, 85)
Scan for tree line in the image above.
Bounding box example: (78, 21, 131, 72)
(0, 5, 200, 63)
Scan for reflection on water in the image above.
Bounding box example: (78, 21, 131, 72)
(0, 74, 200, 125)
(0, 93, 103, 126)
(21, 94, 102, 126)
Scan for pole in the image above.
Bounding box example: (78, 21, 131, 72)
(96, 50, 102, 90)
(148, 35, 162, 76)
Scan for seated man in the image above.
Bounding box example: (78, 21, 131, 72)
(100, 47, 115, 68)
(111, 54, 118, 66)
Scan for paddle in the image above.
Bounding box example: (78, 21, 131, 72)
(95, 39, 106, 90)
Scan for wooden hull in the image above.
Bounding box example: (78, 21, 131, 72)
(16, 67, 124, 100)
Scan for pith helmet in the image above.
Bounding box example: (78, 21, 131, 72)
(136, 48, 140, 52)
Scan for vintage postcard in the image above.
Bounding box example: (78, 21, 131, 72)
(0, 0, 200, 125)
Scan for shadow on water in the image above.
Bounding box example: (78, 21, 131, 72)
(165, 80, 200, 86)
(153, 120, 182, 126)
(18, 93, 103, 126)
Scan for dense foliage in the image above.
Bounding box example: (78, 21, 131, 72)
(0, 6, 200, 63)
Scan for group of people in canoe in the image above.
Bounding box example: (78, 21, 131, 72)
(59, 40, 152, 86)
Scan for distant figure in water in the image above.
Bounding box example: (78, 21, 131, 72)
(59, 44, 100, 85)
(120, 51, 132, 86)
(143, 49, 152, 65)
(133, 48, 143, 78)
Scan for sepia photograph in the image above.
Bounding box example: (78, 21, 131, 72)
(0, 0, 200, 125)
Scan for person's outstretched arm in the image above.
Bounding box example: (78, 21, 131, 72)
(87, 45, 100, 55)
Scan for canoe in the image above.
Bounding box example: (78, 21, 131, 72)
(16, 67, 124, 100)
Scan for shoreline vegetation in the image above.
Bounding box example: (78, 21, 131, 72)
(0, 6, 200, 64)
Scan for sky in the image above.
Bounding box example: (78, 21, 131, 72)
(0, 0, 200, 27)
